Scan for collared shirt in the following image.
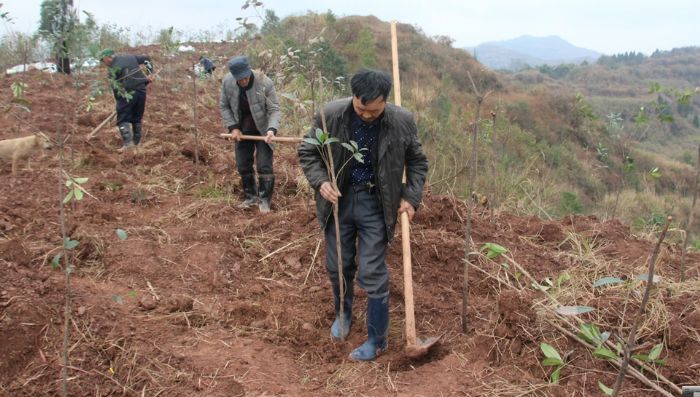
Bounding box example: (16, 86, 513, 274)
(350, 113, 381, 186)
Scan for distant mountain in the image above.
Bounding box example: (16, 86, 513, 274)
(467, 35, 601, 71)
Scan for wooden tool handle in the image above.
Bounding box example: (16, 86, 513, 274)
(86, 111, 117, 140)
(392, 20, 418, 346)
(219, 133, 303, 143)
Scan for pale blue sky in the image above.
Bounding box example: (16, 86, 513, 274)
(1, 0, 697, 55)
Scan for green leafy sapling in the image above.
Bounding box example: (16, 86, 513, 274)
(11, 82, 27, 99)
(648, 167, 661, 180)
(479, 242, 507, 259)
(107, 67, 133, 102)
(632, 342, 665, 366)
(540, 342, 566, 384)
(51, 236, 79, 271)
(303, 127, 366, 174)
(63, 175, 89, 203)
(52, 174, 93, 271)
(304, 120, 366, 342)
(599, 381, 614, 396)
(578, 322, 618, 361)
(8, 81, 31, 133)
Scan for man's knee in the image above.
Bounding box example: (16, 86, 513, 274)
(257, 165, 273, 175)
(360, 276, 389, 298)
(357, 257, 389, 297)
(256, 153, 274, 174)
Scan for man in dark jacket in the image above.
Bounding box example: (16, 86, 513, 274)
(298, 69, 428, 361)
(220, 55, 281, 213)
(199, 56, 216, 75)
(99, 48, 154, 152)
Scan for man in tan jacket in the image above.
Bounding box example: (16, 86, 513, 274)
(219, 56, 281, 213)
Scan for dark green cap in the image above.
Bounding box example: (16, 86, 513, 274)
(98, 48, 114, 60)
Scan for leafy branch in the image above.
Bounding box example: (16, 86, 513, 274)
(540, 342, 567, 383)
(305, 121, 364, 341)
(62, 171, 96, 203)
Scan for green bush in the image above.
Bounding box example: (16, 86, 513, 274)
(560, 191, 584, 214)
(690, 239, 700, 252)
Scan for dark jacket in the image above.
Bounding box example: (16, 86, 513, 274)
(200, 57, 215, 73)
(298, 98, 428, 242)
(108, 54, 152, 98)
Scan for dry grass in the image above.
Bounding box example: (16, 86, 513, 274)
(325, 361, 391, 395)
(597, 189, 692, 241)
(468, 376, 553, 397)
(472, 229, 683, 396)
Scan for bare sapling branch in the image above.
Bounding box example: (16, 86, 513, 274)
(192, 65, 200, 166)
(610, 216, 672, 397)
(318, 71, 346, 342)
(462, 71, 492, 333)
(56, 138, 71, 397)
(489, 110, 497, 222)
(680, 144, 700, 281)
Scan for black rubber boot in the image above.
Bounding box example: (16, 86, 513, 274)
(117, 122, 134, 152)
(258, 175, 275, 213)
(132, 122, 142, 145)
(237, 173, 257, 208)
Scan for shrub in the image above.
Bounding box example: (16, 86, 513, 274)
(560, 191, 584, 214)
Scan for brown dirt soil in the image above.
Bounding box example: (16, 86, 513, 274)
(1, 45, 699, 396)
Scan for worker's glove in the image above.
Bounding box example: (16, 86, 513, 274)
(144, 60, 154, 74)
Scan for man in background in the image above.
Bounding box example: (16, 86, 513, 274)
(199, 55, 216, 75)
(99, 48, 154, 152)
(219, 55, 281, 213)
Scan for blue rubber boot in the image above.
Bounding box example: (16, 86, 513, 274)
(349, 296, 389, 361)
(330, 282, 353, 340)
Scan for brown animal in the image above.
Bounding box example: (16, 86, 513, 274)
(0, 132, 53, 174)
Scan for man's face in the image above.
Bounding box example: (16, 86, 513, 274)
(100, 56, 113, 67)
(237, 76, 251, 86)
(352, 95, 386, 123)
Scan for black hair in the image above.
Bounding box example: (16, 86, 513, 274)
(350, 69, 392, 104)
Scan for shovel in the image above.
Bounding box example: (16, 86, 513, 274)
(391, 20, 441, 359)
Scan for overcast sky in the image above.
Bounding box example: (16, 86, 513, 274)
(1, 0, 698, 55)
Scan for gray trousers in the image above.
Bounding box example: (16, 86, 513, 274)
(324, 185, 389, 299)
